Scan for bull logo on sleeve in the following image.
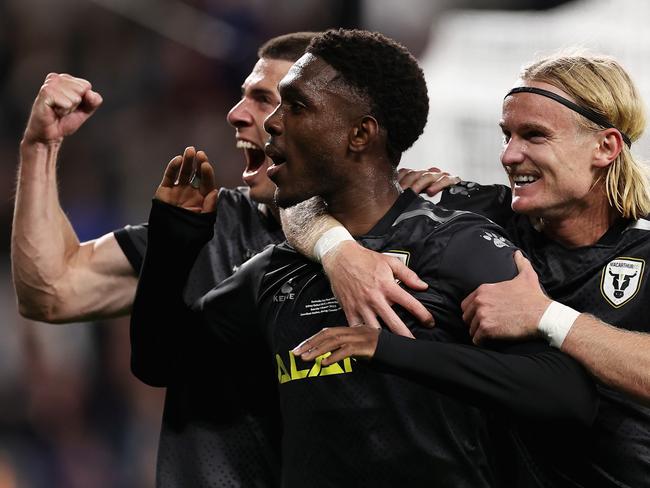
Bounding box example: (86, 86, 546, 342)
(601, 258, 645, 308)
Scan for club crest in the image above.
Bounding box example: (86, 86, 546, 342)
(600, 258, 644, 308)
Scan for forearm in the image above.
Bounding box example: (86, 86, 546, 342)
(13, 140, 85, 318)
(12, 141, 136, 321)
(373, 331, 597, 425)
(562, 315, 650, 404)
(130, 200, 215, 386)
(281, 196, 348, 260)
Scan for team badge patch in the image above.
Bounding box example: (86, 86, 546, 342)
(601, 258, 644, 308)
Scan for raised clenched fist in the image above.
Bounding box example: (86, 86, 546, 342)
(23, 73, 103, 145)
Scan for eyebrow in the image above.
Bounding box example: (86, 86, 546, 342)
(499, 120, 550, 134)
(241, 85, 276, 98)
(278, 81, 312, 104)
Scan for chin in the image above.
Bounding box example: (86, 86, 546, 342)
(511, 198, 532, 217)
(249, 188, 275, 205)
(248, 184, 276, 206)
(274, 189, 305, 209)
(511, 198, 545, 219)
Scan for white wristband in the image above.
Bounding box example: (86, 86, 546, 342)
(313, 226, 354, 262)
(537, 301, 580, 348)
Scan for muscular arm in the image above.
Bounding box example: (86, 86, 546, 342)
(463, 252, 650, 404)
(562, 316, 650, 404)
(11, 74, 138, 323)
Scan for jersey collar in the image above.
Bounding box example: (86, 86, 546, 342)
(364, 189, 419, 236)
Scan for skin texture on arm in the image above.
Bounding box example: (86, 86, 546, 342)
(281, 168, 457, 336)
(279, 195, 341, 258)
(12, 73, 138, 323)
(462, 251, 650, 404)
(561, 316, 650, 405)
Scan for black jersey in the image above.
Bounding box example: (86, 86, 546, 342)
(115, 187, 284, 488)
(441, 181, 650, 488)
(132, 190, 597, 488)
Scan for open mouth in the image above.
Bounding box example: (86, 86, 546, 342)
(264, 142, 286, 181)
(512, 174, 540, 187)
(264, 142, 286, 166)
(237, 140, 267, 177)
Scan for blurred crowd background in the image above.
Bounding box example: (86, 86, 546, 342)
(1, 0, 648, 486)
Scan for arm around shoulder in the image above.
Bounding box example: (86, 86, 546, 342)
(372, 331, 598, 425)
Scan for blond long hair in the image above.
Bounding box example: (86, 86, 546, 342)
(521, 51, 650, 219)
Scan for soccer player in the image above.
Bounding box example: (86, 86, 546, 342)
(12, 32, 317, 488)
(290, 50, 650, 487)
(12, 30, 445, 486)
(131, 29, 596, 486)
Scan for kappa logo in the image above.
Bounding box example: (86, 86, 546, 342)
(480, 231, 510, 249)
(448, 181, 478, 196)
(601, 258, 645, 308)
(273, 281, 296, 302)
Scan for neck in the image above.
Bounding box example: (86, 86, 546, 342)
(538, 197, 619, 247)
(325, 167, 401, 236)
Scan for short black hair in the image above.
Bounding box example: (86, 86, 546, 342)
(257, 32, 319, 63)
(307, 29, 428, 164)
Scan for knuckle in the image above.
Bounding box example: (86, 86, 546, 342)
(40, 84, 54, 96)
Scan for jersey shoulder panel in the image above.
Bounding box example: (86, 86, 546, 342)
(440, 181, 514, 227)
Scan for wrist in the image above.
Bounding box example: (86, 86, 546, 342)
(313, 226, 354, 263)
(537, 301, 580, 348)
(20, 137, 61, 154)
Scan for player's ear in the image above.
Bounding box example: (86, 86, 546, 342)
(349, 115, 379, 153)
(593, 128, 624, 169)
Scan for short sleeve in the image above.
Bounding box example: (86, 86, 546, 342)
(114, 223, 148, 273)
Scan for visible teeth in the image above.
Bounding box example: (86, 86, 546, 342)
(236, 140, 261, 150)
(513, 175, 538, 184)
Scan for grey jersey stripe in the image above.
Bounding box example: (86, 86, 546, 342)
(392, 208, 468, 227)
